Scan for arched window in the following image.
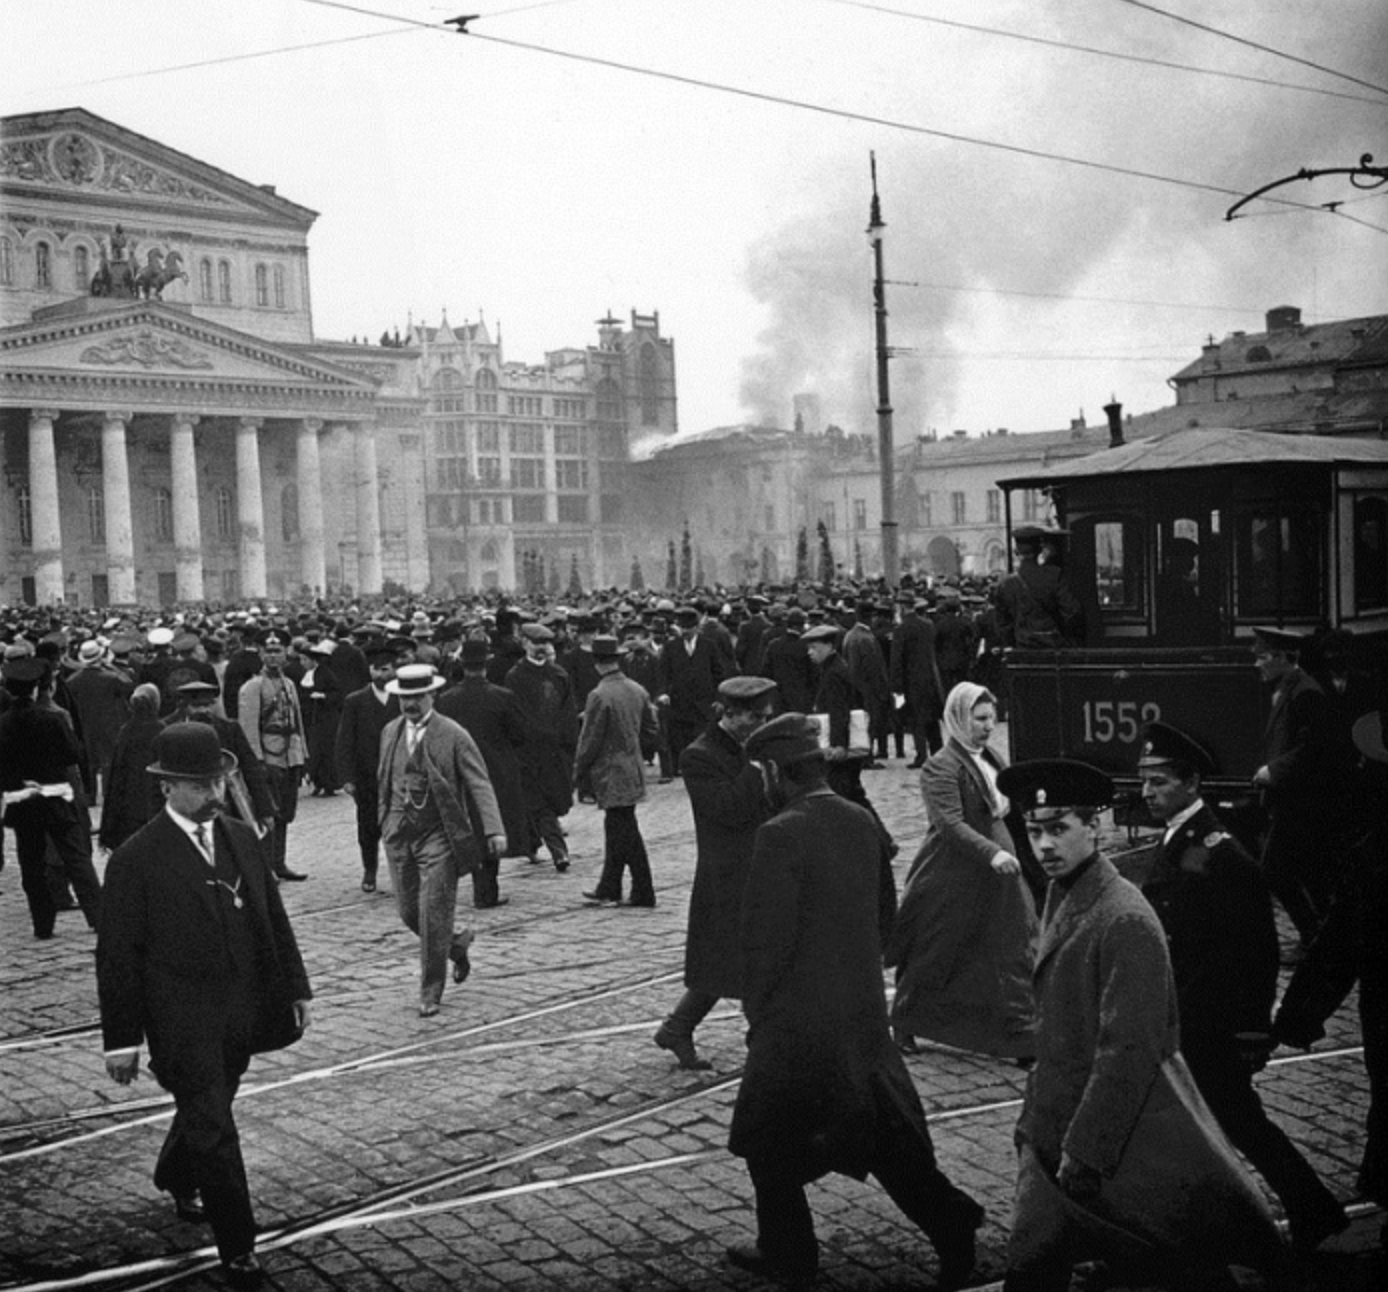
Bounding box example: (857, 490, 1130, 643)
(254, 263, 269, 308)
(218, 259, 232, 303)
(35, 240, 52, 289)
(281, 482, 299, 541)
(474, 366, 498, 412)
(0, 236, 13, 286)
(154, 488, 174, 542)
(87, 483, 105, 542)
(17, 484, 32, 546)
(215, 486, 234, 540)
(273, 264, 286, 308)
(199, 258, 214, 301)
(480, 539, 500, 563)
(639, 343, 659, 426)
(73, 245, 90, 292)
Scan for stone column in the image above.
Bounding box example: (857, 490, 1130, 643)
(101, 411, 137, 605)
(170, 413, 204, 602)
(28, 408, 64, 605)
(353, 421, 383, 594)
(296, 418, 326, 595)
(235, 417, 267, 599)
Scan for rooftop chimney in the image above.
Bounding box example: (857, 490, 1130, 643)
(1104, 397, 1124, 448)
(1266, 305, 1301, 333)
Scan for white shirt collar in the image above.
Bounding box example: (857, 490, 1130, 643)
(1162, 796, 1206, 844)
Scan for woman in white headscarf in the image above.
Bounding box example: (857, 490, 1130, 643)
(884, 682, 1038, 1060)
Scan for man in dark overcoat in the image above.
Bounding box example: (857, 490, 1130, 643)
(657, 604, 730, 774)
(1135, 722, 1348, 1252)
(504, 623, 578, 871)
(65, 639, 134, 798)
(436, 639, 529, 906)
(890, 597, 945, 766)
(994, 525, 1085, 649)
(727, 713, 983, 1288)
(335, 640, 402, 893)
(734, 595, 772, 677)
(761, 606, 815, 713)
(1251, 625, 1336, 947)
(654, 676, 777, 1070)
(841, 603, 890, 766)
(97, 723, 312, 1288)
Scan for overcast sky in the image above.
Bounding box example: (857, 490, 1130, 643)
(6, 0, 1387, 441)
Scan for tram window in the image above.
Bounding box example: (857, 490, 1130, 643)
(1354, 496, 1388, 611)
(1093, 519, 1142, 611)
(1234, 509, 1321, 618)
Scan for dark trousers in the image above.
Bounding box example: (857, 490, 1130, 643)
(1183, 1039, 1343, 1228)
(353, 790, 381, 880)
(662, 988, 718, 1037)
(591, 805, 654, 904)
(1261, 809, 1331, 942)
(656, 707, 676, 778)
(747, 1128, 979, 1276)
(8, 799, 102, 937)
(264, 765, 301, 875)
(471, 849, 502, 907)
(525, 804, 567, 863)
(666, 717, 702, 776)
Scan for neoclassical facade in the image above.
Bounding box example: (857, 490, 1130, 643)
(0, 108, 431, 606)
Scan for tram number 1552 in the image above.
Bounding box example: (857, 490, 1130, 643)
(1081, 700, 1161, 745)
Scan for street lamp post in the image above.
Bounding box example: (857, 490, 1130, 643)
(867, 153, 899, 587)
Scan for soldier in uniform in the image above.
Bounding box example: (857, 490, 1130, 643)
(994, 525, 1084, 650)
(1135, 722, 1348, 1253)
(236, 633, 307, 882)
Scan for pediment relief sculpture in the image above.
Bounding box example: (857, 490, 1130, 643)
(79, 328, 214, 370)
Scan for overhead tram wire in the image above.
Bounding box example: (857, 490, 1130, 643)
(827, 0, 1388, 108)
(885, 280, 1270, 316)
(1113, 0, 1388, 99)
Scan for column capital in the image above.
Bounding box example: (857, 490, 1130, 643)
(104, 410, 135, 426)
(29, 407, 61, 425)
(170, 412, 201, 429)
(237, 416, 263, 432)
(300, 417, 325, 435)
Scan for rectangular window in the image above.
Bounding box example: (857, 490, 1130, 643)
(1354, 495, 1388, 612)
(554, 427, 585, 456)
(1235, 509, 1321, 619)
(1022, 489, 1042, 521)
(273, 265, 286, 309)
(558, 495, 588, 524)
(920, 492, 932, 528)
(822, 503, 836, 531)
(951, 492, 967, 525)
(1093, 519, 1143, 611)
(509, 426, 543, 454)
(986, 489, 1002, 523)
(475, 393, 497, 413)
(476, 423, 500, 452)
(512, 457, 544, 489)
(512, 494, 546, 524)
(765, 504, 775, 532)
(477, 456, 502, 485)
(853, 498, 867, 531)
(555, 459, 588, 491)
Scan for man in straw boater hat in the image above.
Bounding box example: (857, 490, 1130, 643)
(377, 663, 506, 1016)
(1134, 721, 1349, 1254)
(726, 713, 984, 1290)
(995, 759, 1283, 1292)
(97, 723, 312, 1289)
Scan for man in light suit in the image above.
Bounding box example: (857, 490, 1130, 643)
(97, 724, 312, 1288)
(377, 663, 506, 1016)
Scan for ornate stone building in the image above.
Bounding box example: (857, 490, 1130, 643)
(0, 107, 433, 607)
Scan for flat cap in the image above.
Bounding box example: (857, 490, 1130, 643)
(521, 623, 555, 643)
(674, 606, 701, 625)
(745, 712, 823, 766)
(718, 676, 778, 703)
(800, 624, 839, 644)
(2, 656, 48, 685)
(1012, 525, 1047, 543)
(1137, 721, 1214, 776)
(996, 759, 1113, 818)
(1252, 626, 1307, 652)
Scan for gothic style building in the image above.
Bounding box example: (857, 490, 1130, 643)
(0, 108, 676, 606)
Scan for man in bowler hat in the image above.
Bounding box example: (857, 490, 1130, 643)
(97, 724, 312, 1288)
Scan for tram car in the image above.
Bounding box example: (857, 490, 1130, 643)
(996, 425, 1388, 798)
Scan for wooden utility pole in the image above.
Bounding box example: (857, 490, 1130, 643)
(867, 153, 899, 586)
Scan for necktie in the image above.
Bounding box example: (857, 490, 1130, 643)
(195, 824, 212, 862)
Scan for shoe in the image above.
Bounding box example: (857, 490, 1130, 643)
(725, 1242, 816, 1288)
(934, 1198, 985, 1289)
(896, 1034, 922, 1055)
(907, 758, 926, 769)
(553, 855, 570, 873)
(276, 869, 308, 882)
(419, 1001, 440, 1017)
(222, 1252, 264, 1288)
(34, 927, 55, 941)
(474, 896, 510, 908)
(582, 891, 619, 908)
(1290, 1203, 1350, 1253)
(654, 1023, 713, 1071)
(451, 937, 473, 985)
(172, 1190, 205, 1223)
(361, 877, 377, 893)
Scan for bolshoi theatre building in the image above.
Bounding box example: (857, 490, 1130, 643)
(0, 108, 677, 607)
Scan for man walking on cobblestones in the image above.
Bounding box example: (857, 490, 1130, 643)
(377, 664, 506, 1016)
(237, 633, 307, 882)
(336, 639, 402, 894)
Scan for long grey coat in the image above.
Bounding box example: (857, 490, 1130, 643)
(1011, 854, 1282, 1277)
(886, 738, 1036, 1057)
(572, 672, 658, 809)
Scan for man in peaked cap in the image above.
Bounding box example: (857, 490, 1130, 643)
(654, 676, 778, 1071)
(377, 664, 506, 1016)
(1250, 625, 1337, 949)
(0, 657, 104, 940)
(994, 523, 1084, 650)
(726, 713, 984, 1288)
(995, 759, 1281, 1291)
(1133, 723, 1349, 1254)
(98, 723, 311, 1288)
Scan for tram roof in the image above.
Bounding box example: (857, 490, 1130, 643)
(998, 426, 1388, 489)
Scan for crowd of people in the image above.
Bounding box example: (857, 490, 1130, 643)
(0, 564, 1384, 1289)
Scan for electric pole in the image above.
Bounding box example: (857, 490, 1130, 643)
(867, 152, 899, 587)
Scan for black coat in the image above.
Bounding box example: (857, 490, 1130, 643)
(97, 812, 311, 1091)
(98, 714, 166, 851)
(890, 612, 943, 721)
(504, 657, 578, 815)
(680, 722, 771, 998)
(659, 634, 728, 726)
(335, 685, 400, 794)
(761, 631, 815, 714)
(436, 677, 530, 855)
(812, 652, 855, 749)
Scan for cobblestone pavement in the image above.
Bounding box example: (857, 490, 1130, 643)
(1, 756, 1379, 1292)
